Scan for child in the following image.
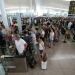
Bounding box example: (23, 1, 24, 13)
(41, 53, 47, 69)
(38, 37, 45, 62)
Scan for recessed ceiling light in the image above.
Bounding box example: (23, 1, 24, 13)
(63, 0, 71, 1)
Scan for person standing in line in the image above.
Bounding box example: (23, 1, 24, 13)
(0, 22, 2, 29)
(11, 25, 15, 34)
(2, 26, 7, 39)
(0, 28, 6, 55)
(41, 53, 47, 69)
(40, 28, 45, 42)
(38, 37, 45, 62)
(68, 21, 72, 30)
(29, 29, 37, 54)
(12, 34, 27, 55)
(34, 19, 37, 26)
(49, 28, 54, 48)
(23, 31, 32, 54)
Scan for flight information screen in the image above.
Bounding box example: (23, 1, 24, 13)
(68, 11, 75, 14)
(68, 1, 75, 15)
(70, 1, 75, 5)
(69, 6, 75, 11)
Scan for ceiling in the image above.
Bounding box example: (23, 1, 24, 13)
(4, 0, 35, 8)
(3, 0, 74, 10)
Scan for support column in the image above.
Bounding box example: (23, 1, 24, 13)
(30, 0, 33, 18)
(0, 0, 9, 29)
(16, 13, 22, 34)
(35, 0, 41, 16)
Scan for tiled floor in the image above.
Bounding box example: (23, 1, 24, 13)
(7, 36, 75, 75)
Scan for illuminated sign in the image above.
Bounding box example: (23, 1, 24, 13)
(69, 6, 75, 11)
(70, 1, 75, 5)
(68, 1, 75, 15)
(68, 11, 75, 14)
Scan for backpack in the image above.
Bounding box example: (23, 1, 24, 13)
(25, 51, 37, 69)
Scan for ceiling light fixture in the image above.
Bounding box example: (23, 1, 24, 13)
(5, 7, 29, 9)
(63, 0, 71, 1)
(41, 6, 68, 11)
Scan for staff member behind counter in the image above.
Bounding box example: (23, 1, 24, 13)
(12, 34, 27, 55)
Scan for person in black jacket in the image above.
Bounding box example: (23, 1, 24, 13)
(71, 21, 75, 29)
(0, 28, 6, 55)
(23, 31, 32, 54)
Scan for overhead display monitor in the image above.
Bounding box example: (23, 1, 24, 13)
(69, 6, 75, 11)
(68, 11, 75, 14)
(70, 1, 75, 5)
(68, 1, 75, 15)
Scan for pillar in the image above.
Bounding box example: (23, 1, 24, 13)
(29, 0, 32, 26)
(35, 0, 41, 16)
(0, 0, 9, 29)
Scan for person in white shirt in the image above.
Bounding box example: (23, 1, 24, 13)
(40, 28, 45, 42)
(34, 19, 37, 23)
(12, 34, 27, 55)
(49, 28, 54, 48)
(68, 21, 72, 29)
(34, 19, 37, 25)
(39, 37, 45, 62)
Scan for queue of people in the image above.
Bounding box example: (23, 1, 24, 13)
(0, 17, 75, 69)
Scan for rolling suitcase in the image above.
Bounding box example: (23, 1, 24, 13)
(41, 61, 47, 70)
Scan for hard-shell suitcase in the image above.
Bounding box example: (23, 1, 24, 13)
(41, 61, 47, 70)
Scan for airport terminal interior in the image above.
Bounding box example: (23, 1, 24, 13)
(0, 0, 75, 75)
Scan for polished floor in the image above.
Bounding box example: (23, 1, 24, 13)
(7, 36, 75, 75)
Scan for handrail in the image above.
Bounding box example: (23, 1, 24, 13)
(0, 46, 14, 49)
(1, 55, 14, 59)
(1, 55, 26, 59)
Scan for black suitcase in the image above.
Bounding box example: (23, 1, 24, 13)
(25, 50, 37, 69)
